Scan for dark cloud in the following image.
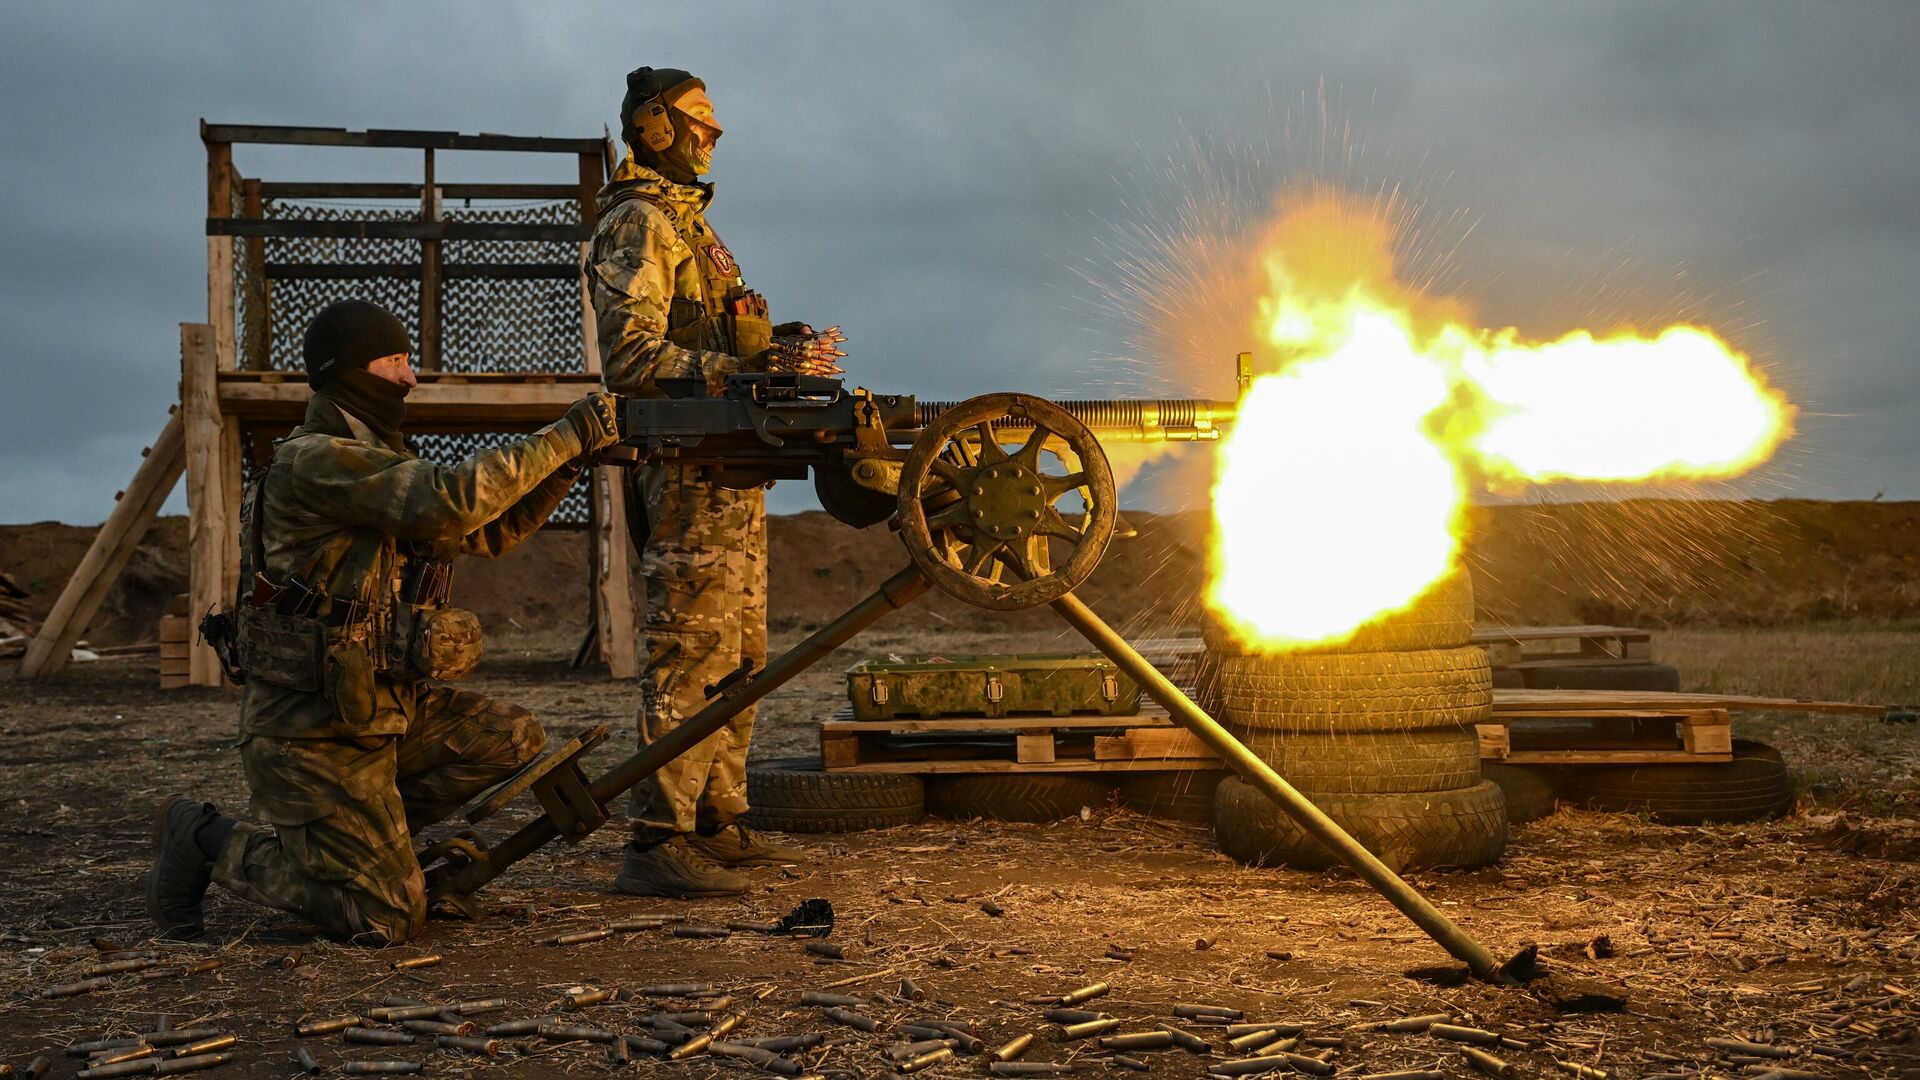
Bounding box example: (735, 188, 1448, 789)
(1, 1, 1915, 523)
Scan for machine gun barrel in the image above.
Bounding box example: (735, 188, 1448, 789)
(914, 397, 1237, 442)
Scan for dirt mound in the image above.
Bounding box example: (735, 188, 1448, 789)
(6, 499, 1917, 648)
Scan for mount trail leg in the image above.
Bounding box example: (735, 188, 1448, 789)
(429, 565, 931, 909)
(1050, 591, 1505, 980)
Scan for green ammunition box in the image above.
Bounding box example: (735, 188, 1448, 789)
(846, 653, 1141, 720)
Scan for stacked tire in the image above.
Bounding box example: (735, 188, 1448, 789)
(1204, 571, 1509, 873)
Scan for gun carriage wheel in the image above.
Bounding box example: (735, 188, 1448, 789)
(896, 393, 1118, 610)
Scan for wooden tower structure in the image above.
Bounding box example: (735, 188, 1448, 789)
(20, 122, 638, 684)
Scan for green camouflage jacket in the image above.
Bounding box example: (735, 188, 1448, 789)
(239, 394, 585, 739)
(586, 156, 751, 397)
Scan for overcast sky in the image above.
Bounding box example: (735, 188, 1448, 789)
(2, 1, 1916, 524)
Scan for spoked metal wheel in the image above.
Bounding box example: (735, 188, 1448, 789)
(896, 393, 1118, 610)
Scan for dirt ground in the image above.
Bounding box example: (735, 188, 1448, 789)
(3, 622, 1918, 1079)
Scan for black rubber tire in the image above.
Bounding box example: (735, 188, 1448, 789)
(1490, 667, 1526, 690)
(743, 758, 925, 833)
(1212, 776, 1507, 873)
(1520, 662, 1681, 692)
(925, 774, 1114, 823)
(1218, 647, 1494, 733)
(1113, 770, 1228, 823)
(1560, 739, 1793, 825)
(1203, 570, 1476, 656)
(1226, 728, 1482, 794)
(1480, 762, 1559, 824)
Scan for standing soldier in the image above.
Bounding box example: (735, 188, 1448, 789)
(587, 66, 845, 897)
(146, 299, 621, 943)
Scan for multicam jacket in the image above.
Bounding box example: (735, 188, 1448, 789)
(238, 394, 586, 739)
(586, 156, 767, 397)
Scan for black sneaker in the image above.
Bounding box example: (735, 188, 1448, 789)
(612, 836, 748, 898)
(687, 824, 807, 867)
(146, 795, 218, 940)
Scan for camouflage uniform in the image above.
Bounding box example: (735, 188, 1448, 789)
(586, 155, 769, 840)
(212, 395, 587, 945)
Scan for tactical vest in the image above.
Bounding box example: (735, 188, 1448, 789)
(606, 186, 772, 362)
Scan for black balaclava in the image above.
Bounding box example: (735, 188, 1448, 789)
(302, 299, 413, 448)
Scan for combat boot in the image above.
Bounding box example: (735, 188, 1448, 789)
(612, 836, 748, 898)
(146, 795, 220, 940)
(687, 824, 807, 867)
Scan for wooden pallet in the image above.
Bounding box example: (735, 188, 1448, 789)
(159, 613, 192, 690)
(1471, 624, 1653, 670)
(819, 704, 1216, 774)
(1478, 709, 1733, 765)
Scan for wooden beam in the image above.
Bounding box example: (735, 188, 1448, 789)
(240, 177, 270, 369)
(18, 414, 186, 679)
(259, 182, 582, 201)
(205, 140, 237, 376)
(592, 468, 637, 679)
(181, 323, 236, 688)
(208, 218, 589, 243)
(202, 124, 603, 154)
(419, 149, 442, 372)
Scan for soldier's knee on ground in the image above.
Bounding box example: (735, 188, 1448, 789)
(496, 703, 546, 768)
(336, 872, 428, 947)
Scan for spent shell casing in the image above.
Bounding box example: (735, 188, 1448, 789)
(1059, 982, 1109, 1006)
(993, 1033, 1035, 1062)
(552, 929, 614, 946)
(898, 1025, 946, 1041)
(608, 1037, 631, 1066)
(340, 1063, 422, 1076)
(143, 1030, 222, 1050)
(644, 1018, 698, 1042)
(726, 920, 780, 934)
(294, 1045, 321, 1074)
(381, 996, 428, 1007)
(1155, 1025, 1211, 1054)
(654, 1011, 712, 1026)
(710, 1043, 804, 1075)
(1205, 1054, 1289, 1077)
(989, 1064, 1074, 1077)
(668, 1033, 714, 1060)
(801, 992, 864, 1007)
(183, 959, 222, 977)
(804, 941, 844, 959)
(485, 1017, 554, 1037)
(1101, 1032, 1175, 1051)
(451, 998, 509, 1016)
(389, 954, 440, 971)
(923, 1022, 983, 1054)
(436, 1036, 501, 1057)
(622, 1034, 670, 1055)
(1109, 1056, 1150, 1072)
(1044, 1008, 1104, 1025)
(747, 1033, 825, 1052)
(68, 1039, 148, 1056)
(368, 1005, 442, 1023)
(170, 1036, 235, 1057)
(399, 1020, 461, 1036)
(434, 1011, 474, 1030)
(46, 977, 113, 998)
(1223, 1023, 1303, 1038)
(1462, 1048, 1518, 1078)
(1430, 1024, 1502, 1046)
(537, 1024, 616, 1043)
(297, 1016, 367, 1037)
(1284, 1052, 1337, 1076)
(1303, 1036, 1343, 1049)
(1174, 1004, 1242, 1021)
(1362, 1013, 1451, 1034)
(562, 988, 616, 1009)
(74, 1060, 155, 1080)
(641, 982, 712, 996)
(824, 1008, 879, 1032)
(710, 1013, 744, 1039)
(672, 926, 731, 939)
(86, 958, 162, 977)
(24, 1059, 53, 1080)
(898, 1047, 954, 1073)
(153, 1053, 234, 1076)
(1226, 1028, 1284, 1052)
(898, 978, 925, 1001)
(887, 1040, 955, 1060)
(1358, 1073, 1446, 1080)
(1061, 1018, 1123, 1040)
(702, 995, 736, 1012)
(344, 1029, 416, 1046)
(1553, 1064, 1609, 1080)
(94, 1047, 157, 1066)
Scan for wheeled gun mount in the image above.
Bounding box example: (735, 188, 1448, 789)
(611, 371, 1240, 528)
(426, 375, 1514, 981)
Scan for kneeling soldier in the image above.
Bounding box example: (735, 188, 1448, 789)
(147, 299, 621, 944)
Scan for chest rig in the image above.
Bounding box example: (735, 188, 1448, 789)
(621, 186, 773, 363)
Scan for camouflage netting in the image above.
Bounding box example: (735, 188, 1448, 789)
(230, 198, 591, 524)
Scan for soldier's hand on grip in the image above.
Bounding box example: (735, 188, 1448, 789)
(564, 392, 622, 454)
(765, 324, 847, 376)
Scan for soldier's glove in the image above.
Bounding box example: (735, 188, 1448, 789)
(564, 392, 622, 455)
(763, 324, 847, 376)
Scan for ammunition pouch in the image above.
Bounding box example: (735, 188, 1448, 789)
(235, 605, 328, 694)
(402, 607, 484, 683)
(322, 639, 379, 725)
(665, 309, 772, 366)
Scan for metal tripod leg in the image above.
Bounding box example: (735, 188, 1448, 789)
(424, 565, 932, 913)
(1051, 591, 1506, 981)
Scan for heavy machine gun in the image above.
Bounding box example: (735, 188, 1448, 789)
(422, 362, 1516, 981)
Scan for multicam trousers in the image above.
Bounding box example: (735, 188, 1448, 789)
(213, 683, 544, 945)
(627, 465, 768, 841)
